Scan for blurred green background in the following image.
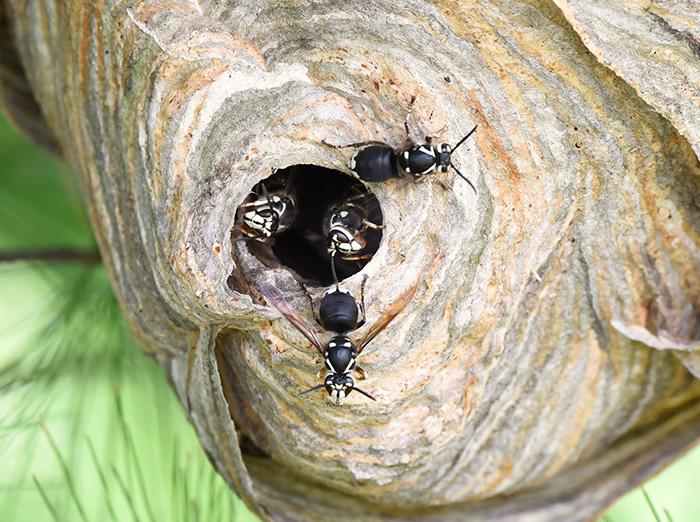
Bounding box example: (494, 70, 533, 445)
(0, 113, 697, 522)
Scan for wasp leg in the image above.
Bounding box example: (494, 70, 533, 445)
(362, 219, 386, 230)
(300, 283, 320, 323)
(340, 253, 372, 261)
(355, 365, 368, 380)
(357, 275, 368, 327)
(321, 139, 387, 149)
(233, 226, 265, 242)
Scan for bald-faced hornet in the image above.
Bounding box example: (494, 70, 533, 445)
(325, 190, 384, 263)
(260, 281, 417, 405)
(349, 124, 478, 193)
(235, 177, 297, 241)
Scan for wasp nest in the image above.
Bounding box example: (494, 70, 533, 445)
(2, 1, 700, 521)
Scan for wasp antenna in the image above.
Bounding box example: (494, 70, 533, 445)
(283, 169, 297, 192)
(352, 386, 377, 401)
(452, 165, 477, 195)
(451, 124, 478, 152)
(298, 384, 326, 397)
(258, 182, 275, 209)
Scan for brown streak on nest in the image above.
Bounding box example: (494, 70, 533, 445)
(465, 90, 522, 183)
(647, 9, 700, 61)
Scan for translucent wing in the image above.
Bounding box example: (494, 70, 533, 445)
(357, 281, 419, 353)
(259, 282, 324, 355)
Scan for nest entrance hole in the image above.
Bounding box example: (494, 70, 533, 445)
(240, 165, 383, 287)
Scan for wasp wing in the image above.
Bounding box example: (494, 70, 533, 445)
(259, 282, 324, 355)
(357, 281, 419, 353)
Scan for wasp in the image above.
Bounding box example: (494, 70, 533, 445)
(325, 189, 384, 264)
(235, 175, 297, 241)
(349, 124, 478, 193)
(260, 281, 417, 405)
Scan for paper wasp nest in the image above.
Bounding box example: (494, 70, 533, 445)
(2, 1, 700, 520)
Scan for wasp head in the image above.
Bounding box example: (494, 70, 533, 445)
(323, 373, 355, 405)
(437, 143, 452, 173)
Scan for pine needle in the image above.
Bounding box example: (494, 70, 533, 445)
(642, 487, 662, 522)
(171, 437, 181, 522)
(39, 421, 88, 522)
(110, 463, 140, 522)
(86, 437, 118, 522)
(33, 475, 61, 522)
(207, 460, 219, 519)
(182, 456, 192, 522)
(114, 388, 157, 522)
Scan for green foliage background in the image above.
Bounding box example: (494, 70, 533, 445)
(0, 114, 697, 521)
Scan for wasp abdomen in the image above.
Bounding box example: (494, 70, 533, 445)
(319, 289, 360, 333)
(349, 145, 399, 182)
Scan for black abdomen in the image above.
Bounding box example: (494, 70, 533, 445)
(319, 290, 359, 333)
(350, 145, 398, 182)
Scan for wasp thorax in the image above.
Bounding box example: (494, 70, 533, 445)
(399, 145, 442, 178)
(233, 165, 383, 286)
(324, 335, 357, 374)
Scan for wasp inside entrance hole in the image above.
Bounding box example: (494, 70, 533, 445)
(235, 165, 384, 286)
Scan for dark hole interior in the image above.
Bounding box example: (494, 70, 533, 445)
(240, 165, 383, 286)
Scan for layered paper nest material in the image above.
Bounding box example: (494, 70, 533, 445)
(2, 1, 700, 521)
